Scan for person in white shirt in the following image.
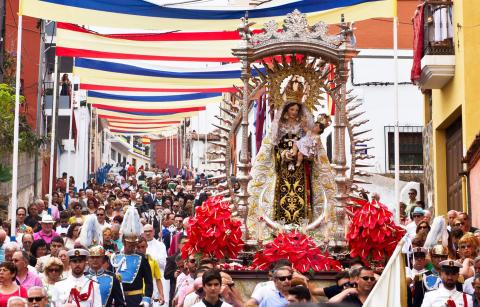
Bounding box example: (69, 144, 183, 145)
(52, 248, 102, 307)
(192, 270, 232, 307)
(407, 247, 429, 283)
(245, 259, 292, 307)
(144, 224, 168, 305)
(422, 260, 473, 307)
(95, 207, 111, 230)
(463, 257, 480, 295)
(447, 210, 459, 232)
(406, 207, 426, 240)
(406, 188, 418, 217)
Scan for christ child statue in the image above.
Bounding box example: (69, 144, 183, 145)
(291, 114, 331, 168)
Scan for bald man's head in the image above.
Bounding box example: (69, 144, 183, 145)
(143, 224, 154, 241)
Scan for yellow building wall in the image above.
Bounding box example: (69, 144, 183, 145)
(462, 1, 480, 149)
(429, 0, 480, 216)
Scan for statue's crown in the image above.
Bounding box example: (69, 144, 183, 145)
(284, 78, 304, 103)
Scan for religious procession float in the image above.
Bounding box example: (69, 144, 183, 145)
(182, 10, 405, 296)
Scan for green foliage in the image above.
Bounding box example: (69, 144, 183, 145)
(0, 83, 46, 183)
(0, 164, 12, 183)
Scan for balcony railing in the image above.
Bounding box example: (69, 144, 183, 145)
(423, 0, 454, 56)
(43, 81, 72, 116)
(413, 0, 455, 90)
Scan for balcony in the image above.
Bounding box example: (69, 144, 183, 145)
(43, 82, 72, 116)
(415, 0, 455, 90)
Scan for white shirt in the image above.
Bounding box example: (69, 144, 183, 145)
(147, 238, 167, 272)
(183, 292, 201, 307)
(192, 300, 232, 307)
(406, 221, 419, 239)
(406, 267, 429, 280)
(98, 221, 111, 231)
(464, 276, 474, 295)
(251, 280, 276, 304)
(52, 274, 102, 307)
(421, 284, 473, 307)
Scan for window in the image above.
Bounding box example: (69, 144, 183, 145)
(386, 126, 423, 172)
(111, 149, 116, 161)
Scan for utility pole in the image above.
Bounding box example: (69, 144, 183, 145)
(0, 0, 6, 83)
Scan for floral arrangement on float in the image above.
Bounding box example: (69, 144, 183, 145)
(346, 198, 405, 264)
(252, 230, 342, 273)
(181, 196, 244, 260)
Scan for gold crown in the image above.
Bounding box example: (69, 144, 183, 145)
(284, 78, 304, 103)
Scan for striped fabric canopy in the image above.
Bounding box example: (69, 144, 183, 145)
(57, 23, 240, 62)
(21, 0, 395, 30)
(87, 92, 221, 109)
(75, 58, 245, 92)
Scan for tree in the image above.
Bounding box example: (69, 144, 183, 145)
(0, 83, 45, 183)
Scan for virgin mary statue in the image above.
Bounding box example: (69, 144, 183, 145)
(247, 77, 338, 233)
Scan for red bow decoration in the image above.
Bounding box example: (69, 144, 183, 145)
(182, 196, 244, 259)
(346, 198, 405, 263)
(252, 230, 342, 273)
(446, 298, 456, 307)
(68, 280, 94, 307)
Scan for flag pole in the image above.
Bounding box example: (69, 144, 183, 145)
(204, 111, 208, 173)
(65, 80, 74, 207)
(48, 56, 59, 207)
(10, 12, 23, 238)
(393, 7, 400, 223)
(176, 130, 179, 171)
(88, 105, 93, 175)
(197, 115, 200, 170)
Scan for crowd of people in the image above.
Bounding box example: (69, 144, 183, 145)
(399, 193, 480, 307)
(0, 167, 478, 307)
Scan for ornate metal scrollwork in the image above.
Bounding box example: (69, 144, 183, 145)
(250, 9, 342, 48)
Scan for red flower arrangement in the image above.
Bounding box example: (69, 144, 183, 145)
(252, 231, 342, 273)
(346, 198, 405, 262)
(182, 196, 244, 260)
(218, 263, 255, 271)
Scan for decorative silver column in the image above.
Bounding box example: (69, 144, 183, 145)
(235, 18, 253, 227)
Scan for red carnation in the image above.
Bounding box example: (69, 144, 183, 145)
(253, 231, 342, 273)
(347, 199, 405, 263)
(181, 196, 244, 260)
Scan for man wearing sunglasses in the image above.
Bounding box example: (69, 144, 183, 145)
(311, 270, 351, 299)
(258, 267, 293, 307)
(406, 207, 426, 239)
(422, 260, 473, 307)
(27, 286, 48, 307)
(329, 267, 376, 306)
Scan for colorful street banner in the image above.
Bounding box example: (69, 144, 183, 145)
(101, 118, 182, 124)
(109, 128, 177, 134)
(87, 91, 221, 109)
(110, 130, 174, 135)
(95, 109, 201, 120)
(74, 59, 243, 92)
(108, 125, 176, 132)
(56, 23, 240, 62)
(92, 104, 206, 115)
(108, 122, 174, 129)
(21, 0, 396, 30)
